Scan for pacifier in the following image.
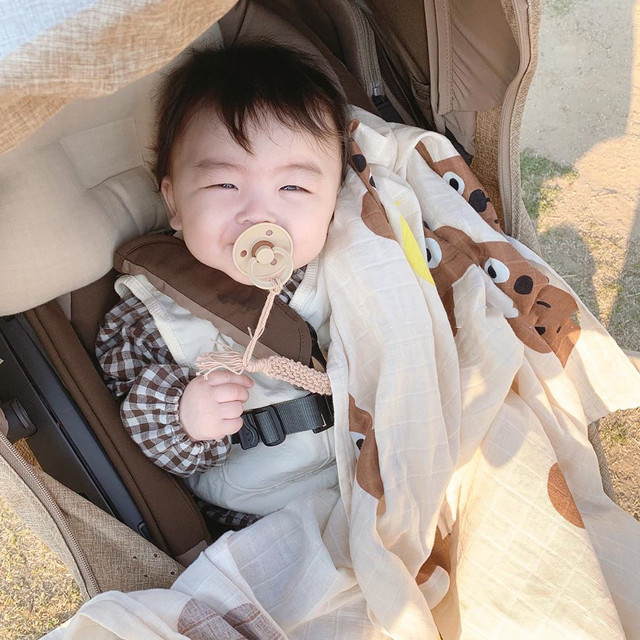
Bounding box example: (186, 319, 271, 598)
(232, 223, 294, 289)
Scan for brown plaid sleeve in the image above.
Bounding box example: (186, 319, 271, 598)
(95, 291, 231, 477)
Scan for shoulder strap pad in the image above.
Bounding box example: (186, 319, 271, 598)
(114, 234, 312, 365)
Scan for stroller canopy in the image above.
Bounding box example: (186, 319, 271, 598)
(0, 0, 538, 317)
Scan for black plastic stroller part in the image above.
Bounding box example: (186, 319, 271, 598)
(1, 398, 37, 442)
(0, 313, 152, 541)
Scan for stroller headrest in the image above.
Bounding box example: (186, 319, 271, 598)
(0, 4, 377, 317)
(0, 70, 169, 316)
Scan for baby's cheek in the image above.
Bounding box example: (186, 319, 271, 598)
(294, 233, 326, 268)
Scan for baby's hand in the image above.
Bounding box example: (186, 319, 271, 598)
(179, 371, 254, 442)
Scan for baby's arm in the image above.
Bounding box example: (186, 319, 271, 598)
(95, 291, 234, 477)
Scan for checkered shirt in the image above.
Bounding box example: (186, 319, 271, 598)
(95, 268, 305, 529)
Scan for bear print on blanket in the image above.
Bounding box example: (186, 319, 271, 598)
(348, 394, 383, 501)
(416, 141, 502, 232)
(423, 225, 581, 366)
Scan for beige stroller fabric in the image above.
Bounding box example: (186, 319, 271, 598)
(0, 0, 237, 155)
(43, 110, 640, 639)
(0, 0, 543, 315)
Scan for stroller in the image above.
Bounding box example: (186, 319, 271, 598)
(1, 0, 638, 636)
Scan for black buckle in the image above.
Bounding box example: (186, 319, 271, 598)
(235, 394, 333, 449)
(236, 406, 286, 449)
(253, 406, 286, 447)
(312, 395, 334, 433)
(237, 413, 260, 449)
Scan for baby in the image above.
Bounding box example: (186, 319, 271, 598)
(96, 42, 350, 529)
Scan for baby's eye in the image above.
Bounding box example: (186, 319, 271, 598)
(281, 185, 307, 192)
(207, 183, 236, 189)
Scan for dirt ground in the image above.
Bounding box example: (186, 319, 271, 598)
(1, 0, 639, 637)
(521, 0, 640, 518)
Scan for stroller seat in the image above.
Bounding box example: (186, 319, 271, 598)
(0, 0, 414, 578)
(0, 0, 565, 600)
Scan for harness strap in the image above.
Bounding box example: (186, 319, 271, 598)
(115, 234, 313, 365)
(232, 394, 334, 450)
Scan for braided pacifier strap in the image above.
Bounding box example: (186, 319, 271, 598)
(195, 280, 332, 395)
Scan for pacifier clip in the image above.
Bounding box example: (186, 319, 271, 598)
(196, 223, 331, 396)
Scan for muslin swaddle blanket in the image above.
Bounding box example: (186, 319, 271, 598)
(45, 108, 640, 640)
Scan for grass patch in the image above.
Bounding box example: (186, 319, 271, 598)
(0, 496, 83, 639)
(520, 149, 578, 222)
(600, 415, 630, 447)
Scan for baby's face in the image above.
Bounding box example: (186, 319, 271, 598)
(161, 109, 343, 285)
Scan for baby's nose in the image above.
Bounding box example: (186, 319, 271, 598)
(237, 199, 277, 225)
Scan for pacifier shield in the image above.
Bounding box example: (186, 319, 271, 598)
(232, 223, 294, 289)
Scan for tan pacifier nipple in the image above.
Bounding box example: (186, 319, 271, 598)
(233, 223, 294, 289)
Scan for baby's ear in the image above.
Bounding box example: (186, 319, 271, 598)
(161, 177, 182, 230)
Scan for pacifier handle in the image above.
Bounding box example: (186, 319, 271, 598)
(247, 247, 293, 289)
(232, 223, 294, 289)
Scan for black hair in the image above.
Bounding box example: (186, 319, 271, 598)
(152, 41, 351, 186)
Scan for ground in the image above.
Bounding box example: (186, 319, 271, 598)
(1, 0, 639, 636)
(520, 0, 640, 519)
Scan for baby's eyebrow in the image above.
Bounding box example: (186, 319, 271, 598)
(275, 162, 324, 177)
(192, 159, 324, 177)
(192, 159, 240, 173)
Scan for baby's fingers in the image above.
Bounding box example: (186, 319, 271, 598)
(218, 401, 245, 420)
(211, 383, 251, 404)
(202, 370, 254, 388)
(221, 417, 244, 435)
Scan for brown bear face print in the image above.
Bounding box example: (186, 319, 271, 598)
(348, 137, 382, 205)
(547, 463, 584, 528)
(528, 285, 580, 367)
(416, 142, 502, 232)
(435, 227, 550, 316)
(425, 226, 581, 365)
(469, 234, 580, 364)
(422, 225, 475, 335)
(347, 137, 397, 241)
(348, 394, 384, 500)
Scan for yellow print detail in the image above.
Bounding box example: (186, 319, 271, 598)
(400, 216, 435, 285)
